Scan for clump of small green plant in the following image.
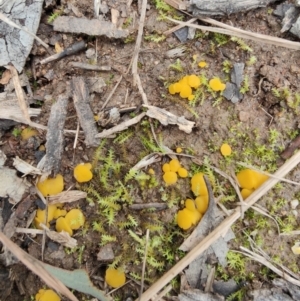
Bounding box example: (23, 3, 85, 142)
(47, 10, 62, 23)
(231, 37, 253, 52)
(169, 59, 184, 72)
(144, 34, 166, 43)
(12, 127, 22, 137)
(272, 87, 300, 114)
(240, 75, 249, 94)
(222, 60, 232, 74)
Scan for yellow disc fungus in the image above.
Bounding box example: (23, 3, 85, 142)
(169, 159, 181, 172)
(178, 167, 188, 178)
(53, 208, 67, 219)
(236, 169, 269, 190)
(37, 174, 64, 197)
(74, 163, 93, 183)
(209, 78, 226, 92)
(168, 84, 176, 95)
(21, 128, 37, 140)
(188, 95, 195, 101)
(173, 83, 182, 93)
(65, 209, 85, 230)
(105, 268, 126, 288)
(195, 195, 209, 214)
(220, 143, 232, 157)
(198, 61, 207, 68)
(185, 199, 196, 211)
(163, 171, 177, 185)
(179, 84, 192, 99)
(55, 217, 73, 236)
(148, 168, 155, 175)
(187, 75, 201, 88)
(177, 208, 201, 230)
(179, 75, 189, 85)
(34, 204, 58, 229)
(292, 242, 300, 255)
(191, 173, 208, 196)
(35, 289, 61, 301)
(162, 163, 170, 173)
(176, 147, 182, 153)
(241, 188, 254, 199)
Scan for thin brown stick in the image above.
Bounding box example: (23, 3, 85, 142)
(101, 75, 123, 110)
(139, 150, 300, 300)
(166, 17, 300, 50)
(130, 0, 147, 85)
(163, 17, 197, 35)
(139, 229, 150, 300)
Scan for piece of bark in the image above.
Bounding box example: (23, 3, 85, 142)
(69, 62, 111, 71)
(281, 134, 300, 160)
(53, 16, 129, 39)
(0, 0, 44, 72)
(143, 105, 195, 134)
(190, 0, 278, 16)
(71, 77, 100, 146)
(42, 93, 68, 175)
(48, 190, 87, 205)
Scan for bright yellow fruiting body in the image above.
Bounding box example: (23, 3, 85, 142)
(209, 78, 226, 91)
(173, 83, 182, 93)
(176, 147, 182, 153)
(179, 84, 192, 98)
(198, 61, 207, 68)
(191, 173, 208, 196)
(105, 268, 126, 288)
(35, 289, 61, 301)
(187, 75, 201, 88)
(169, 159, 181, 172)
(185, 199, 196, 211)
(241, 188, 254, 199)
(168, 84, 176, 94)
(21, 128, 37, 140)
(163, 171, 177, 185)
(220, 143, 232, 156)
(37, 174, 64, 197)
(55, 217, 73, 236)
(162, 163, 170, 173)
(178, 167, 188, 178)
(177, 208, 194, 230)
(195, 195, 209, 214)
(74, 163, 93, 183)
(236, 169, 268, 190)
(148, 168, 155, 175)
(65, 209, 85, 230)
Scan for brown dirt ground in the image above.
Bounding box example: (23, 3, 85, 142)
(1, 0, 300, 300)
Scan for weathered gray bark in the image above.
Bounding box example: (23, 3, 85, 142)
(190, 0, 278, 16)
(0, 0, 43, 72)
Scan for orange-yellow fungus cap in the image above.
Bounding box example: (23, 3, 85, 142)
(162, 163, 170, 173)
(168, 84, 176, 95)
(179, 84, 192, 98)
(191, 173, 208, 196)
(105, 268, 126, 288)
(198, 61, 207, 68)
(185, 199, 196, 211)
(178, 167, 188, 178)
(37, 174, 64, 197)
(209, 78, 226, 91)
(179, 75, 189, 85)
(55, 217, 73, 236)
(187, 75, 201, 88)
(220, 143, 232, 156)
(188, 94, 195, 101)
(35, 289, 61, 301)
(169, 159, 181, 172)
(65, 209, 85, 230)
(74, 163, 93, 183)
(21, 128, 38, 140)
(176, 147, 182, 153)
(195, 195, 209, 214)
(241, 188, 254, 199)
(173, 83, 182, 93)
(236, 169, 269, 190)
(163, 171, 177, 185)
(177, 208, 194, 230)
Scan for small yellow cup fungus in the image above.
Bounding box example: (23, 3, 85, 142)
(179, 84, 192, 99)
(188, 94, 195, 101)
(241, 188, 254, 199)
(168, 84, 176, 95)
(187, 75, 201, 88)
(148, 168, 155, 175)
(292, 242, 300, 255)
(34, 204, 57, 229)
(169, 159, 181, 172)
(21, 128, 37, 140)
(177, 207, 201, 230)
(236, 169, 268, 190)
(220, 143, 232, 157)
(37, 174, 64, 197)
(162, 163, 170, 173)
(105, 268, 126, 288)
(173, 83, 182, 93)
(209, 78, 226, 92)
(65, 209, 85, 230)
(178, 167, 188, 178)
(191, 173, 208, 196)
(55, 217, 73, 236)
(185, 199, 196, 211)
(163, 171, 177, 185)
(176, 147, 182, 153)
(198, 61, 207, 68)
(53, 208, 67, 219)
(179, 75, 189, 85)
(74, 163, 93, 183)
(195, 195, 209, 214)
(35, 289, 61, 301)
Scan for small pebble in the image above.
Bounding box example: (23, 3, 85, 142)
(291, 199, 299, 209)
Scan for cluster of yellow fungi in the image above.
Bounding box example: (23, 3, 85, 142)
(162, 159, 188, 185)
(220, 143, 232, 157)
(177, 173, 209, 230)
(105, 268, 126, 288)
(35, 289, 60, 301)
(236, 169, 269, 199)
